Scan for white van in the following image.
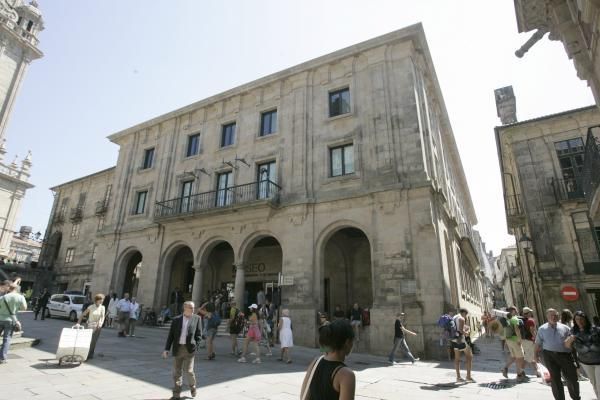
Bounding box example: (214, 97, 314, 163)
(47, 294, 86, 322)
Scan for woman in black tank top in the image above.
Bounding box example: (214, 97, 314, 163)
(301, 319, 356, 400)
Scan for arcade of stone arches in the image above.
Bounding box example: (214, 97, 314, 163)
(110, 226, 374, 317)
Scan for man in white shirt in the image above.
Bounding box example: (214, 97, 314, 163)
(128, 297, 140, 337)
(163, 301, 202, 399)
(116, 293, 132, 337)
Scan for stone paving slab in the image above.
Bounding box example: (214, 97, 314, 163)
(1, 312, 596, 400)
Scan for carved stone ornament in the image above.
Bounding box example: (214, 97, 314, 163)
(0, 0, 19, 23)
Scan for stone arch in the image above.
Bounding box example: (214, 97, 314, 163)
(113, 247, 144, 298)
(156, 241, 195, 311)
(196, 236, 237, 266)
(238, 230, 284, 264)
(196, 236, 236, 302)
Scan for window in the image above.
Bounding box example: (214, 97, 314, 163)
(330, 144, 355, 177)
(329, 88, 351, 117)
(71, 223, 80, 239)
(103, 185, 112, 204)
(65, 248, 74, 263)
(555, 138, 585, 197)
(186, 133, 200, 157)
(216, 171, 233, 206)
(97, 216, 105, 231)
(221, 123, 236, 147)
(180, 180, 193, 212)
(260, 110, 277, 136)
(142, 148, 155, 169)
(134, 191, 148, 215)
(257, 161, 277, 199)
(91, 244, 97, 261)
(26, 20, 33, 32)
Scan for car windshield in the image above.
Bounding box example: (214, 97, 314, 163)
(71, 296, 85, 305)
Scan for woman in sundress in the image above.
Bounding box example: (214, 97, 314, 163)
(278, 308, 294, 363)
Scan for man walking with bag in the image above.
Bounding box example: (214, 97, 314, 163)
(163, 301, 202, 400)
(0, 280, 27, 364)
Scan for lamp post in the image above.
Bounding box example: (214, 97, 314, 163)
(519, 235, 543, 319)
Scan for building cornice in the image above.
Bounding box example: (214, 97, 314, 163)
(50, 166, 115, 191)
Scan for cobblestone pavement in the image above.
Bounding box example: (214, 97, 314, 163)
(2, 312, 596, 399)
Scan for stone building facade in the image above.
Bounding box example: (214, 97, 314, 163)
(40, 24, 484, 355)
(495, 92, 600, 318)
(0, 1, 42, 257)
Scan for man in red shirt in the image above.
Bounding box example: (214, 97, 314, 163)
(521, 307, 540, 377)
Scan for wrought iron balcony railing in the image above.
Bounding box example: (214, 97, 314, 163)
(69, 206, 84, 222)
(583, 129, 600, 209)
(155, 180, 281, 220)
(95, 200, 108, 215)
(551, 177, 585, 201)
(53, 212, 65, 225)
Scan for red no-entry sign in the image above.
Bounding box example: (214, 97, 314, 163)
(560, 286, 579, 302)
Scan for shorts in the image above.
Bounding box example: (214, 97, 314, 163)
(351, 320, 361, 327)
(206, 328, 217, 339)
(522, 340, 535, 363)
(451, 340, 472, 354)
(506, 339, 524, 358)
(247, 325, 261, 342)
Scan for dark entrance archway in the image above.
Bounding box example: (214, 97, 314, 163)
(204, 242, 235, 302)
(167, 246, 195, 311)
(322, 227, 373, 317)
(122, 251, 142, 298)
(244, 236, 282, 309)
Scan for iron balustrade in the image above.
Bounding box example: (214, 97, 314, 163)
(155, 180, 281, 219)
(583, 129, 600, 209)
(95, 200, 108, 215)
(551, 177, 585, 201)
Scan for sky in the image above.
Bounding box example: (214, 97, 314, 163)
(6, 0, 595, 255)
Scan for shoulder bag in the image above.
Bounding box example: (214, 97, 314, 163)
(300, 355, 324, 400)
(3, 297, 21, 332)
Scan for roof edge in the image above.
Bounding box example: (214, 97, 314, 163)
(50, 166, 116, 190)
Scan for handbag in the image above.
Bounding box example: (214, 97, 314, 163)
(300, 355, 324, 400)
(3, 297, 22, 332)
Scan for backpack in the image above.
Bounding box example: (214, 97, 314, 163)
(230, 312, 245, 332)
(361, 309, 371, 326)
(517, 316, 532, 340)
(437, 314, 457, 338)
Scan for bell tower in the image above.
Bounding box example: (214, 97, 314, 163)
(0, 0, 42, 257)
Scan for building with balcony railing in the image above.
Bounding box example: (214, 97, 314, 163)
(40, 25, 485, 356)
(583, 128, 600, 220)
(495, 88, 600, 319)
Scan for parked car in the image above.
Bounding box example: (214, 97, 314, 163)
(47, 294, 86, 322)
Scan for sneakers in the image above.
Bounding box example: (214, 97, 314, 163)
(237, 357, 247, 363)
(190, 386, 197, 397)
(252, 358, 262, 364)
(501, 367, 508, 378)
(517, 372, 528, 382)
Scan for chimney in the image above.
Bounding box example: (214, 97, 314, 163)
(494, 86, 517, 125)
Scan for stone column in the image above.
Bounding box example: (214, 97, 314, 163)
(234, 263, 246, 309)
(191, 265, 204, 307)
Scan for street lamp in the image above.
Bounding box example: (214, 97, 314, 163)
(519, 235, 532, 251)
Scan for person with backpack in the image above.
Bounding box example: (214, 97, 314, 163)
(204, 306, 221, 360)
(520, 307, 540, 377)
(451, 308, 474, 382)
(228, 301, 244, 356)
(388, 312, 419, 364)
(0, 280, 26, 364)
(437, 310, 455, 361)
(501, 306, 526, 382)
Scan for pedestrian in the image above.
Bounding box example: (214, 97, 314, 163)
(501, 306, 526, 381)
(34, 288, 50, 320)
(238, 304, 262, 364)
(158, 304, 172, 326)
(451, 308, 474, 382)
(278, 308, 294, 363)
(535, 308, 580, 400)
(562, 309, 574, 328)
(300, 319, 356, 399)
(565, 310, 600, 398)
(333, 304, 345, 321)
(116, 293, 132, 337)
(388, 312, 419, 364)
(75, 293, 105, 360)
(319, 312, 330, 327)
(265, 298, 275, 346)
(204, 307, 220, 360)
(593, 316, 600, 327)
(162, 301, 201, 400)
(521, 307, 540, 377)
(129, 297, 140, 337)
(259, 303, 273, 356)
(257, 289, 266, 307)
(102, 291, 111, 327)
(349, 303, 362, 342)
(228, 302, 244, 356)
(0, 280, 27, 364)
(170, 287, 184, 316)
(107, 293, 118, 328)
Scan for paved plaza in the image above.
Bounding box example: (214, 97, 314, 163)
(1, 312, 596, 400)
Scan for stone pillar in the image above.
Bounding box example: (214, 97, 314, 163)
(191, 265, 204, 307)
(234, 263, 246, 309)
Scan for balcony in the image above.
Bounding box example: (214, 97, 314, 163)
(583, 129, 600, 218)
(95, 200, 108, 215)
(505, 194, 525, 228)
(69, 207, 84, 222)
(53, 212, 65, 225)
(551, 177, 585, 202)
(457, 223, 481, 270)
(155, 180, 281, 221)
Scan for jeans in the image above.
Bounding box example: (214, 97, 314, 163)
(0, 320, 14, 361)
(543, 350, 580, 400)
(388, 337, 415, 363)
(580, 363, 600, 399)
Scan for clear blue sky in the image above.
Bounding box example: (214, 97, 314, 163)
(7, 0, 594, 254)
